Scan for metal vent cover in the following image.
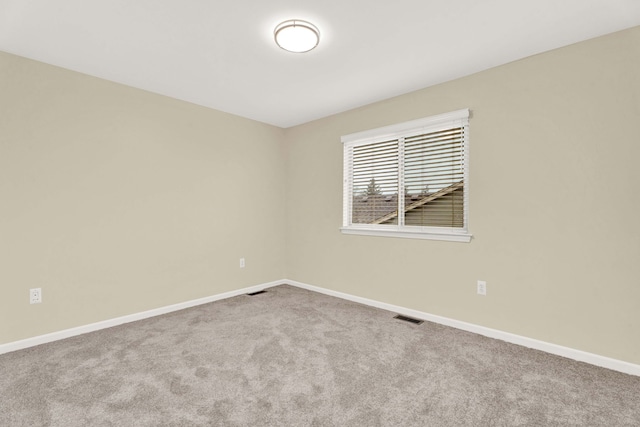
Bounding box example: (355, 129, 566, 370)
(246, 290, 267, 296)
(394, 314, 424, 325)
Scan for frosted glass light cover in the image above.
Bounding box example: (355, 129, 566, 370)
(274, 20, 319, 53)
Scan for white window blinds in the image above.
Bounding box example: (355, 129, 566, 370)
(351, 139, 398, 224)
(342, 109, 471, 242)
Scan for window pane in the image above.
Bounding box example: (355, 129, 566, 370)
(351, 139, 398, 224)
(400, 127, 465, 227)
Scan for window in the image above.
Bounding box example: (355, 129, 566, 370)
(341, 109, 471, 242)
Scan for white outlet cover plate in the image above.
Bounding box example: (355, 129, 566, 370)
(477, 281, 487, 296)
(30, 288, 42, 304)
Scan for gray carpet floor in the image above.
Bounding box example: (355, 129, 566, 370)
(1, 284, 639, 426)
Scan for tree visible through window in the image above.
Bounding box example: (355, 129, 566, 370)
(342, 109, 471, 242)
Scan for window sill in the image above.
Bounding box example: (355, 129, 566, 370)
(340, 227, 472, 242)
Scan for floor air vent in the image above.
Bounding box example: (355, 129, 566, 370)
(246, 290, 267, 296)
(394, 314, 424, 325)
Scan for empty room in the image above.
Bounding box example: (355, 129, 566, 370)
(1, 1, 640, 425)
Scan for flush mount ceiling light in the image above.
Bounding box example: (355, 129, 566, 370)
(274, 20, 320, 53)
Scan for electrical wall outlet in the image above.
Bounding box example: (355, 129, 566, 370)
(477, 280, 487, 296)
(30, 288, 42, 304)
(239, 258, 245, 268)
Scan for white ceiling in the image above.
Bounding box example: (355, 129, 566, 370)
(1, 1, 639, 128)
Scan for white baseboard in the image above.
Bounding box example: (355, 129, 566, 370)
(0, 280, 281, 356)
(283, 279, 640, 377)
(4, 278, 639, 377)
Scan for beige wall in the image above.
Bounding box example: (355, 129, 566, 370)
(0, 52, 287, 344)
(285, 27, 640, 365)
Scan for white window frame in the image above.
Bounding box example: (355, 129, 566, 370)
(341, 109, 472, 243)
